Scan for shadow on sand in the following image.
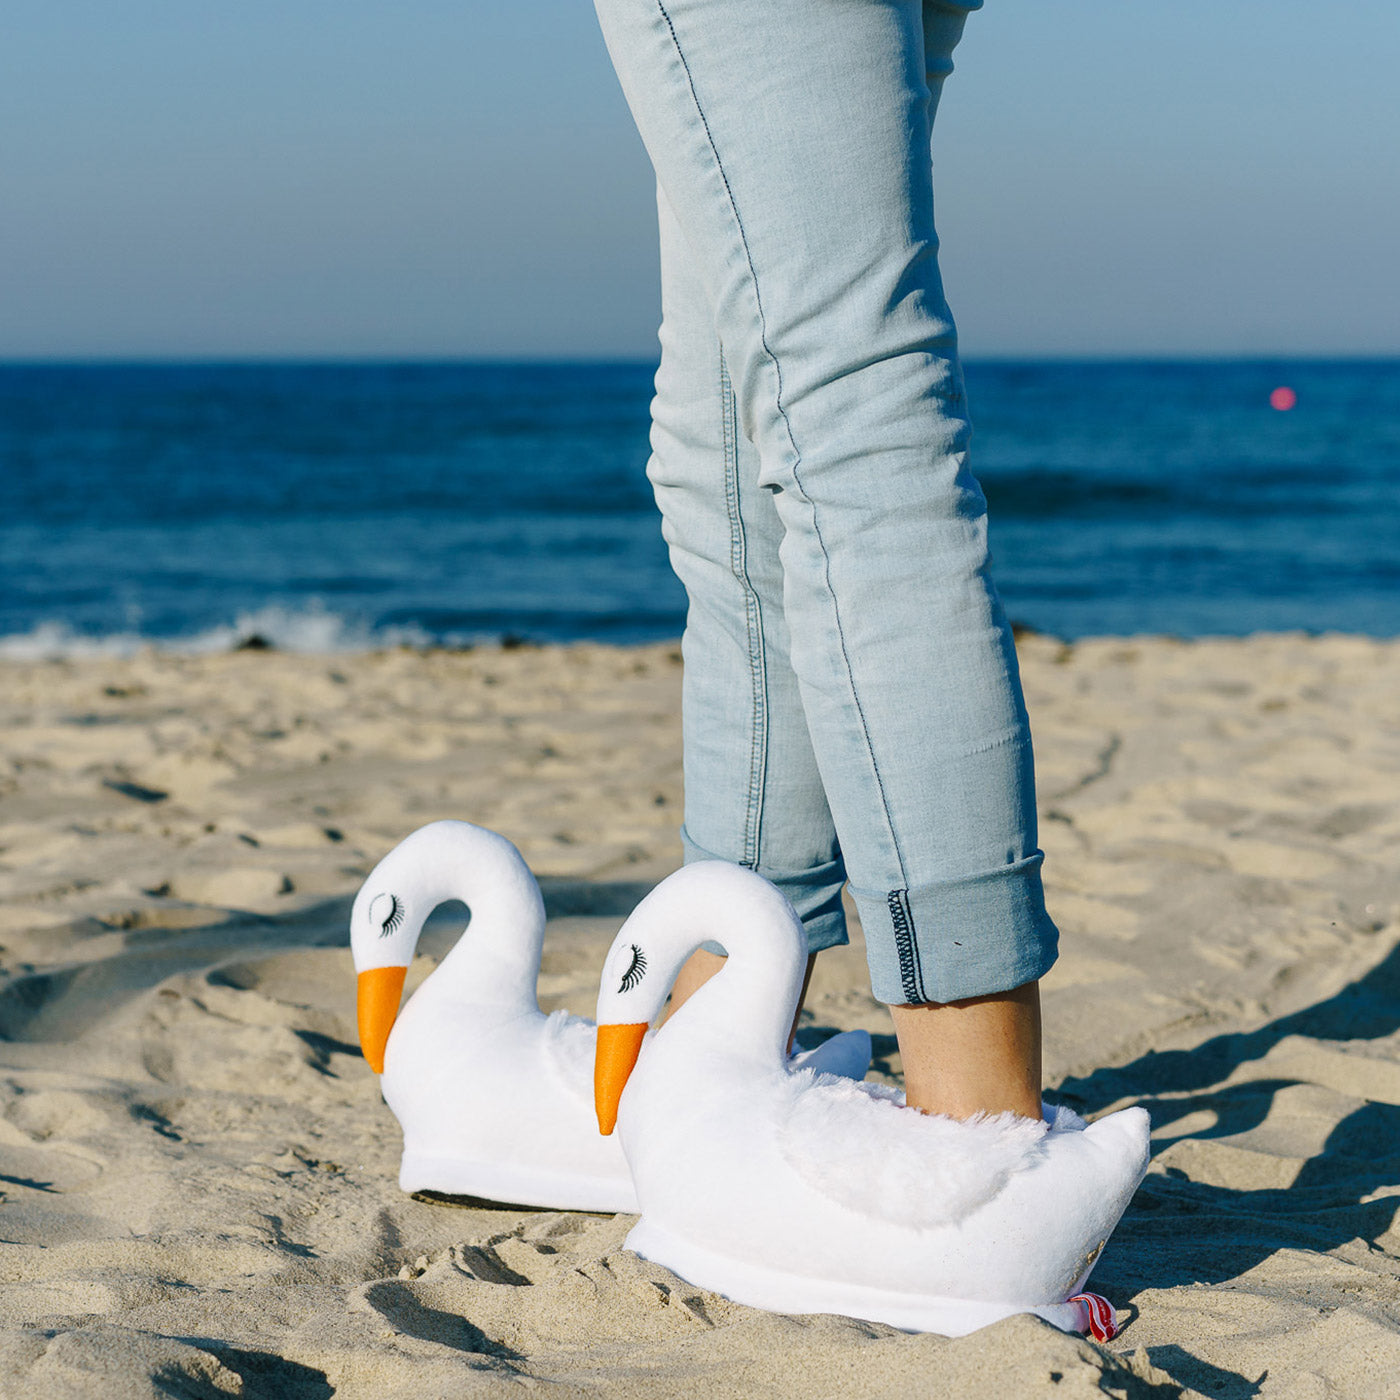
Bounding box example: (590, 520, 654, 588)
(0, 877, 661, 1045)
(1058, 938, 1400, 1397)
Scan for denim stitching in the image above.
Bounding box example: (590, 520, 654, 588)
(719, 349, 767, 868)
(888, 888, 926, 1003)
(653, 0, 909, 895)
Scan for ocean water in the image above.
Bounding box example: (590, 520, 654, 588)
(1, 360, 1396, 656)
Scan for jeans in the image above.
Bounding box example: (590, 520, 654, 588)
(593, 0, 1058, 1005)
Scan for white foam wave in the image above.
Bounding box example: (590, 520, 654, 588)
(0, 606, 441, 661)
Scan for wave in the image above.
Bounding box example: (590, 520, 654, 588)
(0, 606, 439, 661)
(0, 601, 689, 660)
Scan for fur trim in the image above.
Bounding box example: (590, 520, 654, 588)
(539, 1008, 597, 1107)
(777, 1072, 1054, 1230)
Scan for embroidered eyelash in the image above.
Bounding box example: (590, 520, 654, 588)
(376, 893, 405, 937)
(619, 943, 647, 993)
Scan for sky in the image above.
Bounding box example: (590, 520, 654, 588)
(2, 0, 1397, 360)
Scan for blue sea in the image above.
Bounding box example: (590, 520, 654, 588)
(1, 360, 1397, 656)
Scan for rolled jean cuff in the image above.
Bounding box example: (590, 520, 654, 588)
(680, 829, 850, 957)
(851, 851, 1059, 1006)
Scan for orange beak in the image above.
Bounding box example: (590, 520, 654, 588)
(594, 1022, 649, 1135)
(357, 966, 407, 1074)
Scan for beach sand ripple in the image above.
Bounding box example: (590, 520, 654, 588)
(2, 635, 1397, 1397)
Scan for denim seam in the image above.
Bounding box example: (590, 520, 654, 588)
(719, 348, 767, 869)
(653, 0, 909, 895)
(888, 887, 926, 1003)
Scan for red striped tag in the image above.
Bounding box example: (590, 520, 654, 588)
(1069, 1291, 1118, 1342)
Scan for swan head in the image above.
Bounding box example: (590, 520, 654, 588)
(351, 887, 414, 1074)
(593, 862, 806, 1134)
(592, 931, 656, 1136)
(349, 819, 543, 1073)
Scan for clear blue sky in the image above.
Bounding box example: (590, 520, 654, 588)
(2, 1, 1397, 359)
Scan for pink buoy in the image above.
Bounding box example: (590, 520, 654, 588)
(1270, 386, 1297, 411)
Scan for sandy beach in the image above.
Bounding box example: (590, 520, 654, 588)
(2, 632, 1398, 1398)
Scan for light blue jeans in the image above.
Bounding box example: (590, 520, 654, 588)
(594, 0, 1058, 1004)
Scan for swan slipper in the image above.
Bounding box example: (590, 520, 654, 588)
(593, 862, 1152, 1338)
(350, 821, 872, 1214)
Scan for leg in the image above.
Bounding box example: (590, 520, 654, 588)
(877, 0, 1043, 1120)
(648, 182, 848, 984)
(594, 0, 1054, 1115)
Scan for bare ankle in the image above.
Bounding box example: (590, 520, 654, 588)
(890, 981, 1043, 1120)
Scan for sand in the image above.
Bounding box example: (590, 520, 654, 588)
(1, 633, 1398, 1399)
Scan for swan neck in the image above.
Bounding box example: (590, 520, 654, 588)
(640, 870, 807, 1066)
(432, 874, 543, 1012)
(683, 949, 796, 1066)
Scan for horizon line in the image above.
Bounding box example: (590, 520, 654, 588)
(3, 351, 1398, 368)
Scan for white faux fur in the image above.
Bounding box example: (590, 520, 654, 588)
(778, 1072, 1052, 1231)
(539, 1007, 598, 1108)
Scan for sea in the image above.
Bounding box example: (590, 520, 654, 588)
(1, 359, 1397, 657)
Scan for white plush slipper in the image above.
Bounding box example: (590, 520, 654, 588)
(351, 822, 872, 1214)
(592, 862, 1150, 1336)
